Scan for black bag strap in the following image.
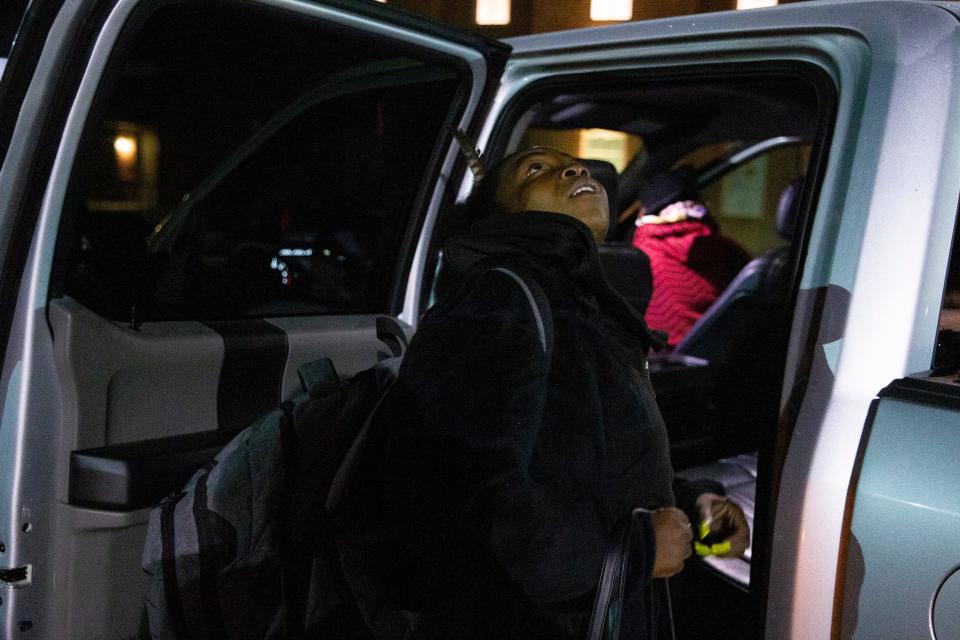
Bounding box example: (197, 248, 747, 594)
(489, 266, 554, 364)
(193, 470, 228, 640)
(376, 315, 409, 359)
(277, 400, 310, 639)
(159, 491, 190, 640)
(586, 507, 645, 640)
(297, 357, 339, 398)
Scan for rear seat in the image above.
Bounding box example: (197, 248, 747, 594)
(675, 452, 756, 587)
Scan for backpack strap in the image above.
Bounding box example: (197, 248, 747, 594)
(159, 491, 190, 640)
(489, 266, 554, 363)
(193, 469, 229, 640)
(277, 401, 309, 638)
(376, 316, 409, 359)
(297, 358, 339, 398)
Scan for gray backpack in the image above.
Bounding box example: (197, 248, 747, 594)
(141, 267, 552, 640)
(141, 351, 402, 640)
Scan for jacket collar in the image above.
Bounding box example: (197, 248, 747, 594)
(440, 211, 665, 353)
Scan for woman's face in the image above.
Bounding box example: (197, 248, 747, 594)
(495, 147, 609, 243)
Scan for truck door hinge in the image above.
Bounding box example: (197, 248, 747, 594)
(0, 565, 31, 588)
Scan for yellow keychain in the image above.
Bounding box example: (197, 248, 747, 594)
(694, 520, 731, 557)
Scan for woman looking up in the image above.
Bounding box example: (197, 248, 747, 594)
(369, 146, 749, 639)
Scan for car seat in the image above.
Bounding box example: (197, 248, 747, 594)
(581, 158, 654, 316)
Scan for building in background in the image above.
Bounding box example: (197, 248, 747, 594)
(385, 0, 796, 38)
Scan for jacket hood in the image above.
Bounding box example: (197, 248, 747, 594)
(439, 211, 665, 353)
(634, 218, 715, 240)
(633, 218, 715, 262)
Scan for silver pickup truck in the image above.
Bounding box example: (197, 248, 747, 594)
(0, 0, 958, 638)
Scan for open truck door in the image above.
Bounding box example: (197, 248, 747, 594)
(0, 1, 506, 636)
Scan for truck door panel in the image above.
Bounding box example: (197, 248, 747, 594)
(0, 1, 506, 637)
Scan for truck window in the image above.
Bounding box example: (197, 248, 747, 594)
(56, 1, 460, 322)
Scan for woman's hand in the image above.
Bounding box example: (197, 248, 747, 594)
(651, 507, 693, 577)
(694, 492, 750, 558)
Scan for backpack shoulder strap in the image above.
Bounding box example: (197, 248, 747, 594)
(296, 357, 339, 397)
(158, 491, 191, 640)
(488, 266, 554, 363)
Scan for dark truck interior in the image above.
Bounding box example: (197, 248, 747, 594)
(46, 2, 829, 637)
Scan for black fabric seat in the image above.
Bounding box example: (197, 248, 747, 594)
(582, 158, 654, 315)
(597, 243, 653, 315)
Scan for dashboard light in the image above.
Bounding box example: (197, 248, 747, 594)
(279, 248, 313, 257)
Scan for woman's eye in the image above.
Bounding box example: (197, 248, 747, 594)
(525, 162, 544, 176)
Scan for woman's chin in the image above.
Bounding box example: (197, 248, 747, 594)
(563, 205, 609, 242)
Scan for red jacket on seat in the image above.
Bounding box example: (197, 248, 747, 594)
(633, 218, 750, 348)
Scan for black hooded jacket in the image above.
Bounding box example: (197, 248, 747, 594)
(370, 212, 688, 638)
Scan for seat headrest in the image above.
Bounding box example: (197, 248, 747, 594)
(579, 158, 619, 240)
(776, 176, 804, 241)
(579, 158, 619, 213)
(635, 166, 698, 216)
